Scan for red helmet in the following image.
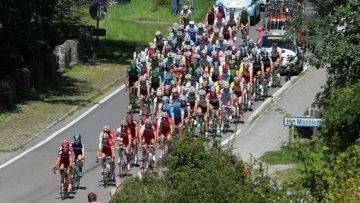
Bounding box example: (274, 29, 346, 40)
(127, 113, 133, 121)
(61, 140, 70, 149)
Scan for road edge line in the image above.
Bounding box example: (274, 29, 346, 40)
(0, 85, 126, 170)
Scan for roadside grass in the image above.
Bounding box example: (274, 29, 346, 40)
(259, 146, 299, 165)
(0, 63, 126, 151)
(275, 166, 302, 186)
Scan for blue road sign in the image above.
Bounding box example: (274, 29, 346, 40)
(283, 117, 322, 127)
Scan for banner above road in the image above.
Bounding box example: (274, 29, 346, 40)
(283, 117, 322, 127)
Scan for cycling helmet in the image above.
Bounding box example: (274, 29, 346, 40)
(103, 125, 110, 132)
(218, 34, 224, 40)
(199, 89, 206, 96)
(189, 20, 195, 25)
(242, 7, 248, 12)
(156, 90, 164, 97)
(162, 96, 170, 103)
(196, 68, 203, 75)
(224, 82, 230, 89)
(155, 31, 162, 36)
(62, 140, 70, 149)
(140, 75, 146, 81)
(183, 5, 188, 10)
(172, 88, 179, 94)
(179, 95, 187, 101)
(175, 54, 181, 61)
(255, 54, 261, 60)
(161, 112, 168, 117)
(162, 103, 171, 111)
(184, 51, 192, 57)
(164, 84, 171, 90)
(210, 86, 216, 91)
(185, 74, 192, 80)
(149, 43, 156, 49)
(188, 86, 195, 92)
(167, 52, 173, 58)
(219, 80, 225, 86)
(126, 113, 133, 121)
(234, 76, 241, 82)
(203, 73, 210, 79)
(173, 101, 181, 108)
(120, 120, 127, 127)
(74, 133, 81, 141)
(140, 56, 146, 63)
(171, 80, 177, 86)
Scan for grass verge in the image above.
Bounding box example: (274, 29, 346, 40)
(0, 63, 126, 151)
(259, 146, 299, 165)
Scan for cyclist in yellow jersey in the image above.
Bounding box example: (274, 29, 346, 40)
(230, 77, 244, 120)
(239, 57, 253, 108)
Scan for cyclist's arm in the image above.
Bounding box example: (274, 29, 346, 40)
(81, 144, 85, 160)
(54, 155, 61, 169)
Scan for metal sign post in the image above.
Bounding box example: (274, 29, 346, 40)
(89, 1, 107, 63)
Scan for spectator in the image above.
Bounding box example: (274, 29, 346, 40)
(109, 177, 122, 199)
(88, 192, 98, 203)
(172, 0, 178, 15)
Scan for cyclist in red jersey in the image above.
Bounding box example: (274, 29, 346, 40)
(116, 121, 132, 170)
(157, 112, 173, 158)
(126, 113, 140, 164)
(141, 121, 156, 150)
(97, 125, 115, 176)
(52, 140, 74, 192)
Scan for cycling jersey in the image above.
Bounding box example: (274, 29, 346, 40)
(117, 127, 131, 146)
(159, 117, 172, 135)
(262, 57, 271, 68)
(142, 128, 155, 145)
(220, 89, 233, 105)
(58, 149, 74, 168)
(150, 76, 161, 90)
(207, 12, 215, 25)
(231, 82, 242, 97)
(128, 66, 139, 86)
(127, 121, 138, 138)
(240, 13, 249, 25)
(253, 61, 263, 73)
(71, 141, 84, 157)
(171, 107, 184, 125)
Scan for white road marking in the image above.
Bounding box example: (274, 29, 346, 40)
(0, 85, 126, 170)
(221, 129, 241, 146)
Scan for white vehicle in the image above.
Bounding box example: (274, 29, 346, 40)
(257, 33, 304, 76)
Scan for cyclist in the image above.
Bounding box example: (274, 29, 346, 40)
(154, 31, 164, 54)
(52, 140, 74, 192)
(170, 101, 184, 138)
(271, 42, 282, 65)
(204, 6, 215, 33)
(137, 75, 150, 115)
(219, 82, 234, 127)
(179, 95, 191, 130)
(149, 70, 162, 93)
(158, 112, 173, 158)
(126, 61, 140, 98)
(97, 125, 116, 180)
(141, 120, 157, 167)
(126, 113, 140, 164)
(194, 89, 210, 135)
(252, 55, 265, 96)
(71, 133, 85, 177)
(180, 5, 192, 26)
(231, 76, 244, 119)
(186, 86, 197, 111)
(186, 21, 198, 43)
(238, 7, 250, 36)
(226, 11, 238, 39)
(262, 51, 273, 86)
(239, 57, 253, 108)
(116, 121, 132, 171)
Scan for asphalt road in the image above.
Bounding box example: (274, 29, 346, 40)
(0, 18, 293, 203)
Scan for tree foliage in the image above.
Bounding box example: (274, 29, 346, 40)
(300, 0, 360, 95)
(112, 136, 297, 203)
(321, 82, 360, 151)
(0, 0, 83, 72)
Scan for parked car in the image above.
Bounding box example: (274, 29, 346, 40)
(257, 32, 304, 76)
(215, 0, 261, 25)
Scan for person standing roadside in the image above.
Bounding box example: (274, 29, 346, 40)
(88, 192, 98, 203)
(172, 0, 178, 15)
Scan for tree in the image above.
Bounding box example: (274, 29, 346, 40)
(112, 135, 293, 202)
(0, 0, 82, 73)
